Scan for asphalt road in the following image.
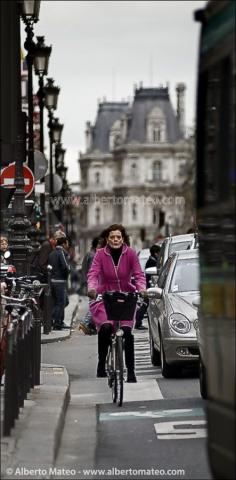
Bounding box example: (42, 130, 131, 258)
(41, 297, 213, 480)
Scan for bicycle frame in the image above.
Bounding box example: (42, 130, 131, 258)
(106, 322, 124, 407)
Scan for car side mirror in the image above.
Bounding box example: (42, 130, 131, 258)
(192, 296, 200, 308)
(147, 287, 163, 299)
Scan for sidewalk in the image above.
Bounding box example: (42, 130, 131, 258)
(0, 294, 82, 480)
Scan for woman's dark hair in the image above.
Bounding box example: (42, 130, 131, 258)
(150, 244, 161, 256)
(100, 224, 130, 247)
(91, 237, 101, 250)
(56, 237, 68, 246)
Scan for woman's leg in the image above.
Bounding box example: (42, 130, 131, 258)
(121, 326, 137, 383)
(97, 323, 113, 377)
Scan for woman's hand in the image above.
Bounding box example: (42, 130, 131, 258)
(87, 289, 97, 299)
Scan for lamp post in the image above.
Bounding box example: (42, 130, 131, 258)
(47, 116, 63, 231)
(20, 0, 41, 174)
(57, 161, 67, 225)
(44, 78, 60, 233)
(33, 36, 51, 238)
(34, 36, 51, 153)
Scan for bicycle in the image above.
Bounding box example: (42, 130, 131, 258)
(102, 291, 139, 407)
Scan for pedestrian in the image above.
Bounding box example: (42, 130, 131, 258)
(78, 236, 105, 335)
(87, 224, 147, 382)
(0, 236, 9, 264)
(48, 235, 71, 330)
(32, 230, 66, 281)
(135, 244, 161, 329)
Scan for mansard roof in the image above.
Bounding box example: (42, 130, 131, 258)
(91, 102, 129, 153)
(126, 87, 183, 144)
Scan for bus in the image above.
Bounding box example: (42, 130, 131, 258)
(195, 1, 235, 479)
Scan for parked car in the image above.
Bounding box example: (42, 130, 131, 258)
(148, 249, 200, 378)
(157, 233, 195, 274)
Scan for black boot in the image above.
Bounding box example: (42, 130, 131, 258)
(122, 327, 137, 383)
(97, 323, 112, 377)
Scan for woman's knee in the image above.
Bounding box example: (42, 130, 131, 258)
(99, 323, 113, 337)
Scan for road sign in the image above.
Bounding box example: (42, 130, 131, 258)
(0, 163, 35, 198)
(45, 173, 63, 194)
(34, 150, 48, 181)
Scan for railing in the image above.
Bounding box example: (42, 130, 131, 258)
(1, 280, 48, 436)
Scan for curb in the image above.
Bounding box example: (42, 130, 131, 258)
(1, 364, 70, 479)
(41, 296, 79, 345)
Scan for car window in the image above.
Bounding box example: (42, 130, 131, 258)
(169, 258, 200, 293)
(158, 256, 173, 289)
(169, 241, 192, 254)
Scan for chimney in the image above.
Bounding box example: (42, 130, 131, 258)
(176, 83, 186, 137)
(85, 121, 92, 152)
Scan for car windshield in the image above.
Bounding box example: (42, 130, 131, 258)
(169, 241, 192, 254)
(169, 258, 200, 293)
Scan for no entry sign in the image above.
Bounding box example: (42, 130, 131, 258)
(0, 163, 35, 198)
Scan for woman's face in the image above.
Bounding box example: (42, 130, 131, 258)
(0, 238, 8, 252)
(107, 230, 123, 249)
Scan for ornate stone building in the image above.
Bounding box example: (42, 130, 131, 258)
(78, 85, 195, 255)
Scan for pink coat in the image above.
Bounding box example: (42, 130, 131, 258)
(87, 244, 146, 330)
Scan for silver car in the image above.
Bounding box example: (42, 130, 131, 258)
(148, 249, 200, 378)
(157, 233, 196, 274)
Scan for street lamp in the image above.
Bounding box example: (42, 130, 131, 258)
(44, 78, 60, 232)
(20, 0, 41, 174)
(20, 0, 40, 20)
(34, 36, 51, 153)
(55, 143, 66, 172)
(44, 77, 60, 111)
(47, 116, 63, 231)
(33, 37, 51, 239)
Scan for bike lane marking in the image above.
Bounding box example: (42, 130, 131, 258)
(99, 407, 204, 421)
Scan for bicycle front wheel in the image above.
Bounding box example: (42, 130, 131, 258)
(115, 336, 124, 407)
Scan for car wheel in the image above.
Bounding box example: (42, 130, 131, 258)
(199, 355, 207, 399)
(149, 334, 161, 366)
(160, 337, 176, 378)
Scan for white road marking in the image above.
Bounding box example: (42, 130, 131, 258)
(154, 420, 207, 439)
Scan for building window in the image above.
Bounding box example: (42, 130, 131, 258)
(131, 163, 138, 178)
(153, 161, 162, 182)
(147, 107, 166, 143)
(95, 207, 101, 224)
(132, 203, 137, 221)
(153, 127, 161, 142)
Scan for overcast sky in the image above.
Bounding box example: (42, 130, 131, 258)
(21, 0, 206, 183)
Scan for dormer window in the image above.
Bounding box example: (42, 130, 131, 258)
(109, 119, 122, 150)
(147, 107, 166, 143)
(152, 161, 162, 182)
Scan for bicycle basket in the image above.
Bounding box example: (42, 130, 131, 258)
(103, 291, 138, 321)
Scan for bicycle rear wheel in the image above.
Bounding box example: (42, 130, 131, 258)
(115, 336, 124, 407)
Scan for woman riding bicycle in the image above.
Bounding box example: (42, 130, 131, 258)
(87, 224, 147, 383)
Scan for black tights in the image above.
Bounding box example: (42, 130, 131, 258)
(98, 323, 135, 372)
